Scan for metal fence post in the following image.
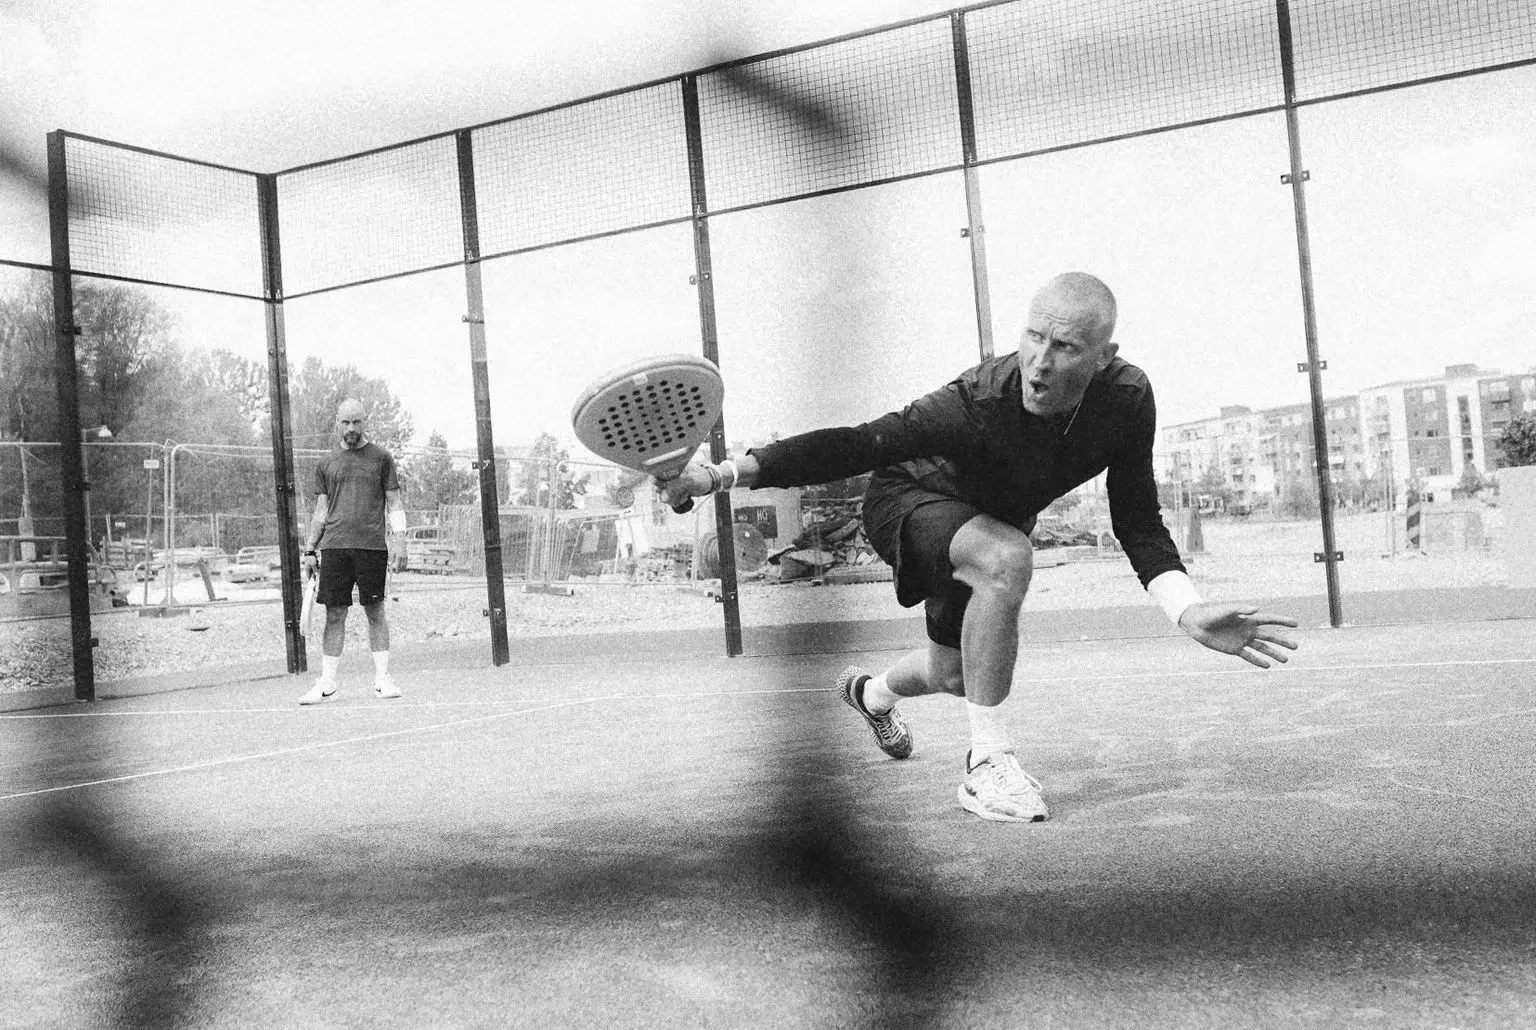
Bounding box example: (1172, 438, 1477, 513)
(456, 129, 511, 666)
(682, 74, 744, 658)
(951, 11, 995, 362)
(1276, 0, 1344, 628)
(46, 130, 95, 701)
(258, 173, 309, 672)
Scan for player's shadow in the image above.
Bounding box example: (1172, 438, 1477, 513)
(27, 800, 213, 1029)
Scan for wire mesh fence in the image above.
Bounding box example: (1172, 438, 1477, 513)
(965, 0, 1284, 160)
(8, 0, 1535, 684)
(472, 83, 694, 256)
(62, 137, 264, 299)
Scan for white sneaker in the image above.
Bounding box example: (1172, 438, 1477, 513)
(298, 679, 338, 706)
(958, 750, 1050, 823)
(373, 677, 402, 700)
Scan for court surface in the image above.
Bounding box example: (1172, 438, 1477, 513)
(3, 612, 1535, 1028)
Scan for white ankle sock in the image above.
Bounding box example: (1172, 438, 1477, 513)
(860, 673, 901, 714)
(966, 700, 1011, 765)
(321, 656, 340, 682)
(373, 651, 391, 678)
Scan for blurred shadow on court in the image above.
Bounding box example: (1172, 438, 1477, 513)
(24, 719, 214, 1029)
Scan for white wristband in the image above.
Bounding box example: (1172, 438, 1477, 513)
(389, 509, 407, 533)
(1146, 570, 1202, 627)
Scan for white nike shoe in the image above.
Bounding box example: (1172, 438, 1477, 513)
(373, 676, 402, 700)
(298, 679, 339, 706)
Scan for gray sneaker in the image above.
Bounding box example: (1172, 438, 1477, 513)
(958, 750, 1049, 823)
(836, 666, 912, 759)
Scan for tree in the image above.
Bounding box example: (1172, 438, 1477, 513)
(402, 432, 476, 512)
(194, 349, 269, 432)
(110, 344, 269, 546)
(1046, 491, 1082, 518)
(0, 272, 59, 444)
(74, 282, 176, 434)
(1193, 463, 1234, 511)
(1456, 461, 1486, 499)
(1277, 475, 1319, 518)
(286, 355, 414, 457)
(515, 433, 588, 510)
(1499, 415, 1536, 468)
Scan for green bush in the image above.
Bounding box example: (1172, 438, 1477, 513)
(1499, 415, 1536, 468)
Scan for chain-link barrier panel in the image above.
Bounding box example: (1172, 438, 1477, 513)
(47, 2, 1536, 297)
(1290, 0, 1536, 102)
(967, 0, 1283, 161)
(276, 137, 464, 297)
(63, 136, 264, 298)
(697, 17, 961, 212)
(472, 83, 694, 256)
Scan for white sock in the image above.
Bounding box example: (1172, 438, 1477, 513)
(859, 673, 902, 715)
(321, 655, 340, 682)
(966, 700, 1012, 766)
(373, 651, 391, 678)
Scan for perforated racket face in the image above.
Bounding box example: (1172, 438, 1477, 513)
(571, 354, 724, 478)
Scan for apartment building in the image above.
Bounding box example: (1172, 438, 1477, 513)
(1159, 364, 1536, 510)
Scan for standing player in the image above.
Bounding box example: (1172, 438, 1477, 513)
(659, 272, 1300, 823)
(298, 399, 408, 705)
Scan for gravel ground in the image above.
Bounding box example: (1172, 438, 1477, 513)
(2, 511, 1513, 693)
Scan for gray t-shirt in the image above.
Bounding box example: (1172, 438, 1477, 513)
(313, 443, 400, 551)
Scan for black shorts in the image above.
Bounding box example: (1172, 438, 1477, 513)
(866, 498, 982, 650)
(317, 548, 389, 607)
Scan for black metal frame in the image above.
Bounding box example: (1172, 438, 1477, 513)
(30, 0, 1536, 693)
(456, 130, 512, 667)
(46, 131, 95, 702)
(257, 173, 309, 672)
(1276, 0, 1345, 629)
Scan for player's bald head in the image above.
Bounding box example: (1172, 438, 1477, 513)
(337, 399, 366, 422)
(1032, 272, 1117, 348)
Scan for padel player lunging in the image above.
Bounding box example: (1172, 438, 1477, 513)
(298, 399, 409, 705)
(658, 272, 1300, 822)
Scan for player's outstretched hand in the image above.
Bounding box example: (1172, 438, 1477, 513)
(1178, 603, 1300, 669)
(655, 462, 717, 509)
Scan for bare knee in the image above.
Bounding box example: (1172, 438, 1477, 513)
(955, 533, 1033, 604)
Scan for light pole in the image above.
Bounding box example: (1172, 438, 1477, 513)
(81, 425, 112, 557)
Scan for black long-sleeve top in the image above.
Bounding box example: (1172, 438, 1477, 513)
(747, 352, 1185, 600)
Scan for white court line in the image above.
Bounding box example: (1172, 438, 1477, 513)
(3, 655, 1532, 724)
(0, 698, 598, 803)
(7, 658, 1533, 800)
(0, 686, 833, 719)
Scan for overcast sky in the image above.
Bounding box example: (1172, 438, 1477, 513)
(3, 0, 1533, 454)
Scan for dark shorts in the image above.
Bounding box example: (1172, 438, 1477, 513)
(317, 548, 389, 607)
(865, 497, 982, 650)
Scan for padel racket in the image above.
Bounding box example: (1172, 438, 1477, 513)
(299, 570, 317, 637)
(571, 353, 725, 514)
